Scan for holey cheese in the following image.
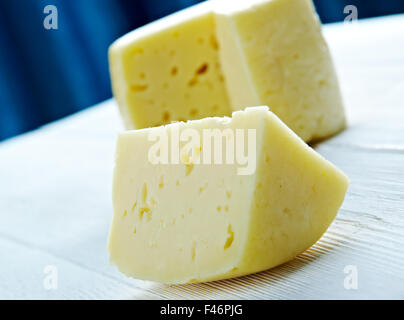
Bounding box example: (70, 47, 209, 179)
(109, 2, 232, 130)
(109, 0, 346, 142)
(214, 0, 346, 142)
(108, 107, 349, 284)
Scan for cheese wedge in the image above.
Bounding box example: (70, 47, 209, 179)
(108, 107, 349, 284)
(109, 2, 232, 130)
(215, 0, 346, 142)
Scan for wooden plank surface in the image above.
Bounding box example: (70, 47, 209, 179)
(0, 15, 403, 299)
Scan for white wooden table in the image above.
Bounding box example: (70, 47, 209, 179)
(1, 15, 403, 300)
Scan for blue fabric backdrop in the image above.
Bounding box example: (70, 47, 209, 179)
(0, 0, 403, 140)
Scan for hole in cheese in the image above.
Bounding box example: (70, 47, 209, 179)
(224, 225, 234, 250)
(130, 84, 148, 92)
(170, 66, 178, 76)
(191, 242, 196, 261)
(162, 111, 171, 122)
(139, 207, 151, 221)
(185, 163, 194, 176)
(158, 176, 164, 189)
(141, 183, 148, 203)
(131, 202, 137, 212)
(209, 34, 219, 50)
(189, 108, 198, 117)
(196, 63, 208, 75)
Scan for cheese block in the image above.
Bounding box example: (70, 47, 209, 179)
(109, 0, 346, 143)
(214, 0, 346, 142)
(109, 2, 232, 130)
(108, 107, 349, 284)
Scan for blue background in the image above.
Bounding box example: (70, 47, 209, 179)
(0, 0, 403, 141)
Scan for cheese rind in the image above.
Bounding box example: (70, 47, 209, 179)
(108, 107, 349, 283)
(109, 2, 232, 130)
(215, 0, 346, 142)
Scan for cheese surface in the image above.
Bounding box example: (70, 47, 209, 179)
(108, 107, 349, 283)
(215, 0, 346, 142)
(109, 2, 232, 129)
